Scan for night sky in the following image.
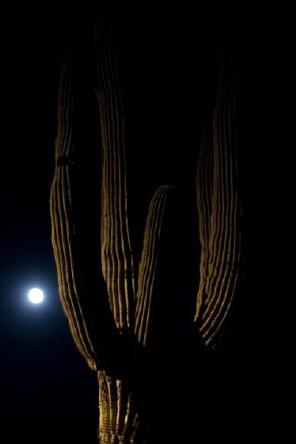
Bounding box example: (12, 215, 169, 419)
(1, 3, 295, 443)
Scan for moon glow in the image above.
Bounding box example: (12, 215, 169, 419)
(28, 288, 45, 304)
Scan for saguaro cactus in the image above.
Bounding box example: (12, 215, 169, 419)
(50, 10, 242, 443)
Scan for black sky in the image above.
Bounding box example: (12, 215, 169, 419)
(0, 3, 295, 443)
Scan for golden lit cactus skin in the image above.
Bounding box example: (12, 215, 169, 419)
(135, 186, 172, 347)
(98, 371, 143, 444)
(195, 51, 242, 347)
(50, 55, 121, 372)
(95, 17, 136, 332)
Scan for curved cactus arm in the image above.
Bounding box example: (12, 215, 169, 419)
(135, 186, 172, 347)
(195, 54, 242, 347)
(195, 122, 214, 322)
(95, 16, 135, 332)
(50, 55, 120, 371)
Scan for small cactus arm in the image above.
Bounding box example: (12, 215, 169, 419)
(195, 49, 242, 347)
(135, 186, 171, 347)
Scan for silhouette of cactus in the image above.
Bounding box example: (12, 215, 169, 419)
(50, 9, 242, 443)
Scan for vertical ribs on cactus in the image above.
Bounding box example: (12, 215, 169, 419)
(195, 51, 242, 347)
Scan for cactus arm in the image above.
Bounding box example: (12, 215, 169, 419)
(195, 54, 242, 347)
(95, 17, 135, 332)
(135, 186, 172, 347)
(50, 55, 122, 372)
(195, 123, 214, 321)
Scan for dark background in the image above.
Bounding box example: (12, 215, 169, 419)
(0, 3, 294, 443)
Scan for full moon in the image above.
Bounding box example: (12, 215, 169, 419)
(28, 288, 45, 304)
